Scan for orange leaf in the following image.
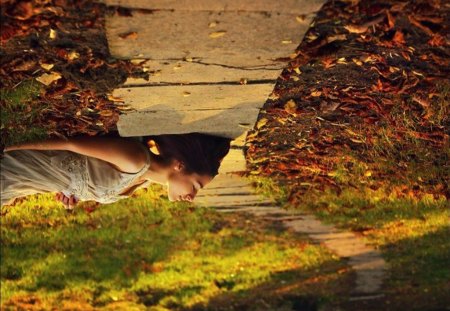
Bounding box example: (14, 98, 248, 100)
(392, 31, 405, 45)
(321, 57, 335, 69)
(428, 34, 446, 47)
(386, 10, 395, 29)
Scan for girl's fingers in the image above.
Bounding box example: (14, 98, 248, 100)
(68, 195, 75, 209)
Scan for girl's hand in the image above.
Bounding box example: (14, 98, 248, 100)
(55, 192, 78, 210)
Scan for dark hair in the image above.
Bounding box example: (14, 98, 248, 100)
(144, 133, 232, 176)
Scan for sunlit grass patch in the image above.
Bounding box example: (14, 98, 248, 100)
(295, 186, 450, 308)
(1, 185, 348, 310)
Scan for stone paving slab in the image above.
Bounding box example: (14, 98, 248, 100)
(217, 148, 247, 173)
(113, 84, 273, 111)
(123, 60, 281, 85)
(117, 107, 260, 138)
(102, 0, 324, 14)
(196, 194, 273, 207)
(106, 10, 312, 68)
(114, 84, 273, 138)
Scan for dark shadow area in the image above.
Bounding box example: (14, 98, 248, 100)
(339, 225, 450, 311)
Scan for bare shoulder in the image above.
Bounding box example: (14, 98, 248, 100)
(68, 136, 149, 173)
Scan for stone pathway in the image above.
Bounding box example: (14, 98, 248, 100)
(102, 0, 386, 303)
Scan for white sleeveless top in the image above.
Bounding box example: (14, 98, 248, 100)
(1, 148, 151, 206)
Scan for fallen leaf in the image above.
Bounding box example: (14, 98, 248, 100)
(36, 72, 62, 85)
(256, 118, 268, 130)
(352, 58, 363, 66)
(284, 100, 297, 114)
(282, 40, 293, 44)
(209, 31, 226, 38)
(392, 31, 405, 45)
(182, 91, 191, 97)
(296, 15, 306, 22)
(40, 63, 54, 71)
(428, 34, 446, 47)
(119, 31, 138, 39)
(337, 57, 347, 64)
(386, 10, 395, 29)
(67, 51, 79, 60)
(49, 28, 57, 39)
(311, 90, 322, 97)
(344, 24, 368, 34)
(208, 21, 217, 28)
(327, 34, 347, 42)
(322, 57, 335, 69)
(239, 78, 248, 85)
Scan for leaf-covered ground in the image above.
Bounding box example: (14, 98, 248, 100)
(245, 0, 449, 309)
(0, 0, 147, 147)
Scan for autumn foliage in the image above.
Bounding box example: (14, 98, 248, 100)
(246, 0, 449, 203)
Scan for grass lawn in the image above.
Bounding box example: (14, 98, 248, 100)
(1, 185, 352, 311)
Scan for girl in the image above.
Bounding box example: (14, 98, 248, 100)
(1, 133, 231, 209)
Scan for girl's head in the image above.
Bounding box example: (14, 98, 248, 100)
(144, 133, 232, 202)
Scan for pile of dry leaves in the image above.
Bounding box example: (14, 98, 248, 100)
(245, 0, 449, 202)
(0, 0, 147, 147)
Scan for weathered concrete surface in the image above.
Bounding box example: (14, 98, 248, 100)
(114, 84, 273, 138)
(106, 10, 313, 67)
(123, 60, 281, 85)
(102, 0, 324, 14)
(113, 84, 274, 111)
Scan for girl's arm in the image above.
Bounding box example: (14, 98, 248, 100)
(5, 137, 148, 173)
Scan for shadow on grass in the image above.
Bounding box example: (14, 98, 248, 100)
(381, 225, 450, 310)
(1, 191, 353, 310)
(0, 193, 221, 293)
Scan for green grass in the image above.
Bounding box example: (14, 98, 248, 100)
(0, 79, 48, 147)
(0, 185, 349, 310)
(293, 186, 449, 309)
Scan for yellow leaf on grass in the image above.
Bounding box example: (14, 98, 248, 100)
(256, 118, 268, 130)
(36, 72, 61, 86)
(311, 90, 322, 97)
(209, 31, 226, 38)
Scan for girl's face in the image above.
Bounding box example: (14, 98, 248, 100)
(166, 163, 213, 202)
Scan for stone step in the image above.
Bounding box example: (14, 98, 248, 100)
(196, 194, 273, 207)
(101, 0, 324, 15)
(114, 84, 272, 138)
(105, 10, 313, 67)
(123, 61, 280, 85)
(113, 84, 273, 111)
(117, 107, 260, 138)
